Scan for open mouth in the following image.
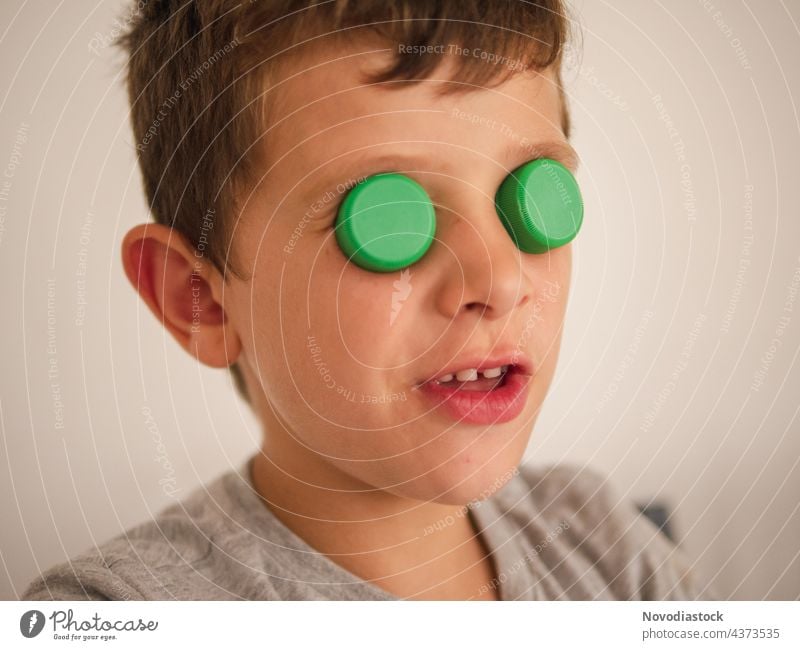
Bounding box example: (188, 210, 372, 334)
(415, 357, 534, 425)
(431, 365, 512, 392)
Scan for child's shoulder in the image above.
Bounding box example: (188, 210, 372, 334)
(481, 461, 715, 600)
(21, 465, 281, 601)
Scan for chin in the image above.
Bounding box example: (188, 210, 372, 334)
(384, 458, 523, 506)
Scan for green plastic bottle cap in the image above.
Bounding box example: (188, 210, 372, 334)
(494, 158, 583, 254)
(335, 173, 436, 273)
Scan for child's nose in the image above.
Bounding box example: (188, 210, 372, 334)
(430, 196, 534, 321)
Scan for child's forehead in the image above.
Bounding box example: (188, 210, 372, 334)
(261, 46, 564, 172)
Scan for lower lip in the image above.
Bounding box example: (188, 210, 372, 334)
(416, 370, 533, 425)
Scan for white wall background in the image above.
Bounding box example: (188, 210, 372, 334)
(1, 0, 798, 600)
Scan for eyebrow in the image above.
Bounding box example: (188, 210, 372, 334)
(501, 138, 580, 174)
(297, 149, 430, 206)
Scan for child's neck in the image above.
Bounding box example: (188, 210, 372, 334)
(250, 428, 500, 600)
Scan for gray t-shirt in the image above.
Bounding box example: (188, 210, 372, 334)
(22, 457, 715, 600)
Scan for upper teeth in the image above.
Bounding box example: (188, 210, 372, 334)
(437, 365, 509, 383)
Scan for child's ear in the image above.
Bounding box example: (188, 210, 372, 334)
(121, 223, 242, 368)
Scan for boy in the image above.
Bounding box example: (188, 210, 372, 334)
(23, 0, 712, 600)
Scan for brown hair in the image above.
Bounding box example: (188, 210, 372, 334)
(114, 0, 574, 404)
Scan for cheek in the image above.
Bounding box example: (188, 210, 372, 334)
(531, 251, 571, 376)
(281, 227, 397, 360)
(307, 260, 405, 370)
(526, 247, 571, 319)
(252, 242, 408, 427)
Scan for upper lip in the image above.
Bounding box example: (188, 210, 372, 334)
(417, 349, 534, 385)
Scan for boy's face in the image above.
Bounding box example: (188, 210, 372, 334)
(227, 42, 576, 504)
